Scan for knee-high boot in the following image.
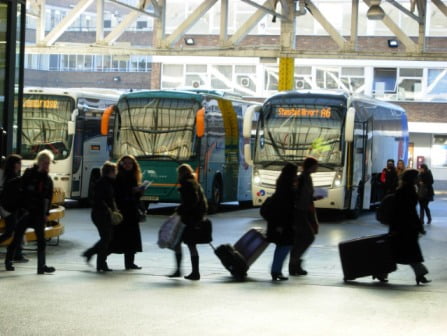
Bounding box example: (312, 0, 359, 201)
(184, 255, 200, 281)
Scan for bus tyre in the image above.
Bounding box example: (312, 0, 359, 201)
(209, 177, 223, 214)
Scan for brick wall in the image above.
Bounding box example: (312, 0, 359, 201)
(396, 102, 447, 123)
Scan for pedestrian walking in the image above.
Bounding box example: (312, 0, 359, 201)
(5, 150, 55, 274)
(289, 157, 321, 276)
(82, 161, 117, 272)
(169, 163, 208, 281)
(266, 163, 297, 281)
(396, 159, 406, 179)
(417, 164, 434, 225)
(389, 169, 431, 285)
(1, 154, 28, 270)
(108, 155, 143, 270)
(380, 159, 398, 198)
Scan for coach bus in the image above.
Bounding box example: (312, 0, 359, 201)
(243, 89, 409, 218)
(101, 89, 258, 211)
(21, 87, 121, 201)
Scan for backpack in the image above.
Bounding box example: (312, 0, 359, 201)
(260, 196, 275, 221)
(376, 193, 395, 225)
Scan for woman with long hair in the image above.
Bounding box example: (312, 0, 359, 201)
(169, 163, 207, 281)
(108, 155, 144, 270)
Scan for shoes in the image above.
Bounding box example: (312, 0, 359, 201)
(289, 269, 308, 276)
(125, 264, 142, 270)
(184, 272, 200, 281)
(81, 251, 93, 265)
(97, 266, 113, 272)
(167, 270, 181, 278)
(427, 219, 432, 225)
(271, 273, 288, 281)
(373, 275, 388, 283)
(5, 262, 15, 271)
(13, 256, 29, 263)
(416, 275, 431, 285)
(38, 265, 56, 274)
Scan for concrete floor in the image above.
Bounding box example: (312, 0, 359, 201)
(1, 197, 447, 336)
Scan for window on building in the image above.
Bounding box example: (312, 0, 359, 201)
(211, 65, 232, 90)
(427, 69, 447, 100)
(104, 20, 111, 29)
(341, 67, 365, 93)
(235, 65, 257, 95)
(397, 68, 422, 100)
(162, 64, 184, 88)
(432, 135, 447, 168)
(373, 68, 397, 94)
(137, 21, 147, 30)
(316, 66, 340, 89)
(295, 66, 312, 90)
(49, 54, 59, 71)
(186, 64, 207, 88)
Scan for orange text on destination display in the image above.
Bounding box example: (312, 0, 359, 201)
(23, 100, 59, 109)
(277, 107, 332, 118)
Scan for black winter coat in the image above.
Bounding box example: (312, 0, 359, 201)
(177, 176, 207, 244)
(266, 189, 295, 246)
(389, 184, 424, 264)
(21, 165, 53, 218)
(1, 176, 22, 212)
(108, 172, 142, 253)
(418, 170, 434, 202)
(91, 175, 117, 225)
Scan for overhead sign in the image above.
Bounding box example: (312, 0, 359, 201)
(24, 99, 59, 109)
(277, 107, 332, 118)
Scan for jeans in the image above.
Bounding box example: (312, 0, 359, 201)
(271, 245, 292, 274)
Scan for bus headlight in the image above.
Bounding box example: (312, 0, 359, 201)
(333, 171, 342, 187)
(254, 172, 261, 185)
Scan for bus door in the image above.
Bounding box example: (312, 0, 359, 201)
(80, 119, 109, 199)
(351, 121, 368, 210)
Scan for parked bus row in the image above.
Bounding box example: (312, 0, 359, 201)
(20, 88, 409, 217)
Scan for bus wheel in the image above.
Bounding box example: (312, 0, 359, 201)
(209, 177, 223, 214)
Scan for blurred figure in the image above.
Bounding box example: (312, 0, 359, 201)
(5, 150, 55, 274)
(109, 155, 143, 270)
(417, 164, 434, 225)
(82, 161, 117, 272)
(389, 169, 430, 285)
(380, 159, 398, 197)
(396, 159, 406, 179)
(267, 163, 297, 281)
(289, 157, 320, 276)
(0, 154, 28, 269)
(169, 163, 208, 281)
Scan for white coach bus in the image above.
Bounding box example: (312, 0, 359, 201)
(243, 90, 409, 218)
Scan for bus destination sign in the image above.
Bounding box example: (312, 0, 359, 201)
(24, 99, 59, 109)
(277, 107, 331, 119)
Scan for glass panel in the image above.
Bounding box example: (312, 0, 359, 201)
(432, 135, 447, 167)
(114, 97, 200, 160)
(21, 94, 75, 160)
(211, 65, 232, 90)
(400, 68, 423, 77)
(162, 64, 184, 88)
(256, 105, 343, 166)
(373, 68, 397, 93)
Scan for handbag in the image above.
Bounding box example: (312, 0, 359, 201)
(183, 218, 213, 244)
(157, 215, 185, 249)
(110, 208, 123, 226)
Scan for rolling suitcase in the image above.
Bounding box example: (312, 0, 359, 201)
(234, 228, 269, 266)
(338, 233, 397, 282)
(212, 228, 269, 280)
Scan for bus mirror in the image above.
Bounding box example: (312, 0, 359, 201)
(196, 108, 205, 138)
(67, 121, 75, 135)
(243, 105, 261, 138)
(345, 107, 355, 143)
(244, 143, 253, 166)
(101, 105, 114, 136)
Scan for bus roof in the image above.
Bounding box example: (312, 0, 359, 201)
(24, 87, 122, 100)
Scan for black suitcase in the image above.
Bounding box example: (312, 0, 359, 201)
(338, 233, 397, 282)
(212, 244, 248, 280)
(234, 228, 269, 266)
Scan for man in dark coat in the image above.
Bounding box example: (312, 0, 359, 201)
(389, 169, 430, 285)
(5, 150, 55, 274)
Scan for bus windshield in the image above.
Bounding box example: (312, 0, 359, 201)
(255, 105, 344, 167)
(21, 94, 75, 160)
(114, 97, 200, 161)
